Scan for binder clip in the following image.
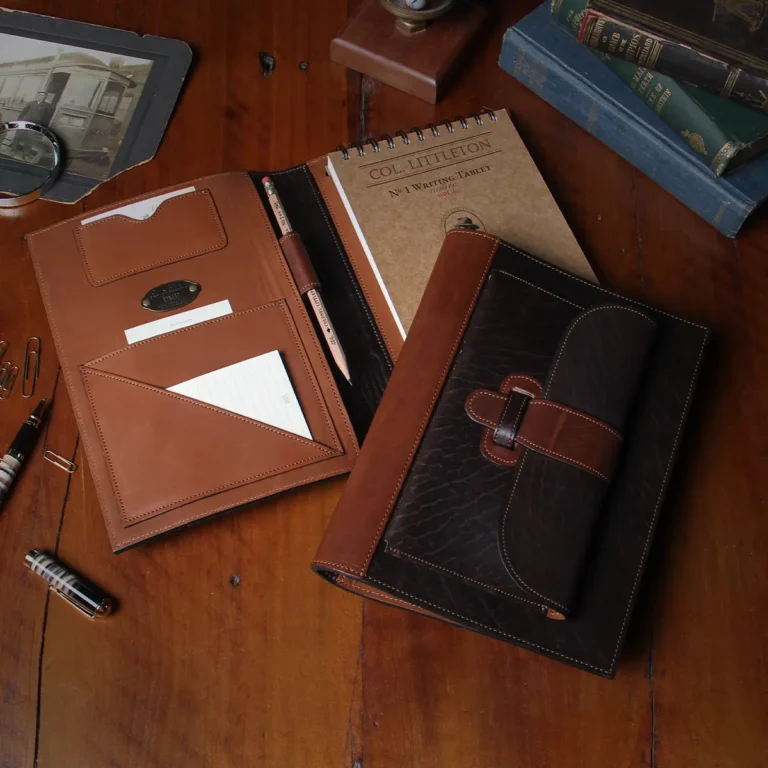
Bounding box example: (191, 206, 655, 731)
(22, 336, 41, 399)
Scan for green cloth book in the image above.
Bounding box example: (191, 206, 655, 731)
(552, 0, 768, 176)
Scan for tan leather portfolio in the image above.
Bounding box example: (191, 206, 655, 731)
(27, 169, 402, 551)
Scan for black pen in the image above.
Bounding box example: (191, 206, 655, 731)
(0, 398, 48, 507)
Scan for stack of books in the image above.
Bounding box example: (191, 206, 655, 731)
(499, 1, 768, 236)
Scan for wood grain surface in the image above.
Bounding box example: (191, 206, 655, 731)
(0, 1, 765, 767)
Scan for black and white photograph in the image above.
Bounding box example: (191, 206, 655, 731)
(0, 32, 153, 180)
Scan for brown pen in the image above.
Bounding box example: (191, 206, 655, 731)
(262, 176, 351, 383)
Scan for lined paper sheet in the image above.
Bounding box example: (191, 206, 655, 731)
(167, 350, 312, 439)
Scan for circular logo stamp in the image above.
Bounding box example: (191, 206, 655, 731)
(442, 208, 486, 234)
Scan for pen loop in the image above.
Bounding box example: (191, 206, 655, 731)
(43, 450, 77, 474)
(22, 336, 40, 399)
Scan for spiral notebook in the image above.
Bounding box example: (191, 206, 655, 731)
(327, 109, 594, 335)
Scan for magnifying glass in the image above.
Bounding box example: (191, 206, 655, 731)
(0, 121, 62, 208)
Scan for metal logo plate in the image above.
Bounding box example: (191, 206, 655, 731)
(141, 280, 201, 312)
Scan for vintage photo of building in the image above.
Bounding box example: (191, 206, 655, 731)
(0, 33, 153, 180)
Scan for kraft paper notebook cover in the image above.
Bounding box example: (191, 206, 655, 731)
(313, 229, 708, 677)
(327, 109, 594, 334)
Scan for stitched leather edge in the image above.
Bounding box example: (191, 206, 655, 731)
(85, 300, 343, 456)
(360, 237, 501, 575)
(82, 368, 337, 525)
(385, 545, 544, 609)
(527, 400, 622, 440)
(75, 190, 227, 286)
(367, 576, 608, 675)
(544, 305, 656, 400)
(113, 466, 351, 550)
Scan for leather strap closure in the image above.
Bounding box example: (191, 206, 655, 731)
(465, 374, 622, 481)
(279, 231, 319, 294)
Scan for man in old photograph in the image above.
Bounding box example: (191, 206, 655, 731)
(17, 90, 55, 126)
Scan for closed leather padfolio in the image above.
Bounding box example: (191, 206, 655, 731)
(28, 169, 401, 551)
(313, 229, 709, 677)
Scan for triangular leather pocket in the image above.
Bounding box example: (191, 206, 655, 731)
(82, 368, 339, 527)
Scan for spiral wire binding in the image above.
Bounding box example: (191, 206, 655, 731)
(336, 109, 497, 158)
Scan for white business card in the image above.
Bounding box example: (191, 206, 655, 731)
(124, 300, 232, 344)
(82, 186, 196, 226)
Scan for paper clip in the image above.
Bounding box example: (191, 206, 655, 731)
(0, 363, 19, 399)
(0, 340, 7, 362)
(22, 336, 41, 399)
(43, 451, 77, 474)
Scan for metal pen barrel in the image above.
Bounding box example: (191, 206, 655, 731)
(24, 549, 113, 618)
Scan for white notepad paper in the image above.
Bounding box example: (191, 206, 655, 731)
(167, 350, 312, 440)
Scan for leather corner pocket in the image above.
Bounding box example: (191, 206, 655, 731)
(82, 368, 337, 527)
(75, 189, 227, 287)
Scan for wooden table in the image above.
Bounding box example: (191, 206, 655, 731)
(1, 2, 766, 766)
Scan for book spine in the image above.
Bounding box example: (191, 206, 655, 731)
(551, 0, 739, 176)
(498, 25, 753, 237)
(578, 10, 768, 115)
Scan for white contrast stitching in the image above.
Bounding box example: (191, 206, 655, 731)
(386, 546, 543, 608)
(367, 577, 606, 673)
(360, 238, 501, 574)
(75, 190, 227, 285)
(527, 400, 622, 440)
(500, 450, 568, 611)
(495, 269, 583, 308)
(465, 390, 507, 428)
(515, 436, 609, 481)
(608, 332, 708, 667)
(545, 305, 655, 399)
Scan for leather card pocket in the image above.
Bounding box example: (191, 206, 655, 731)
(81, 301, 343, 526)
(75, 189, 227, 286)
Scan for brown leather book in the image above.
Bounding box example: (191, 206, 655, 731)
(27, 168, 403, 551)
(313, 228, 709, 677)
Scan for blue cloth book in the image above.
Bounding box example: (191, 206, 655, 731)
(499, 3, 768, 237)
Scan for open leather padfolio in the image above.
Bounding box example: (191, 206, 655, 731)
(27, 170, 402, 552)
(314, 229, 709, 677)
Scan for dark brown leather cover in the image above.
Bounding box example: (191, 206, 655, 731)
(28, 170, 395, 551)
(313, 230, 709, 677)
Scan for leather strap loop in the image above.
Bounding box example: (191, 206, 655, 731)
(493, 388, 529, 448)
(279, 231, 319, 294)
(466, 375, 622, 480)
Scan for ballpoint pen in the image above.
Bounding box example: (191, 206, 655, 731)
(262, 176, 352, 383)
(0, 398, 48, 508)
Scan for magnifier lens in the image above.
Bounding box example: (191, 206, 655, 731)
(0, 122, 60, 205)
